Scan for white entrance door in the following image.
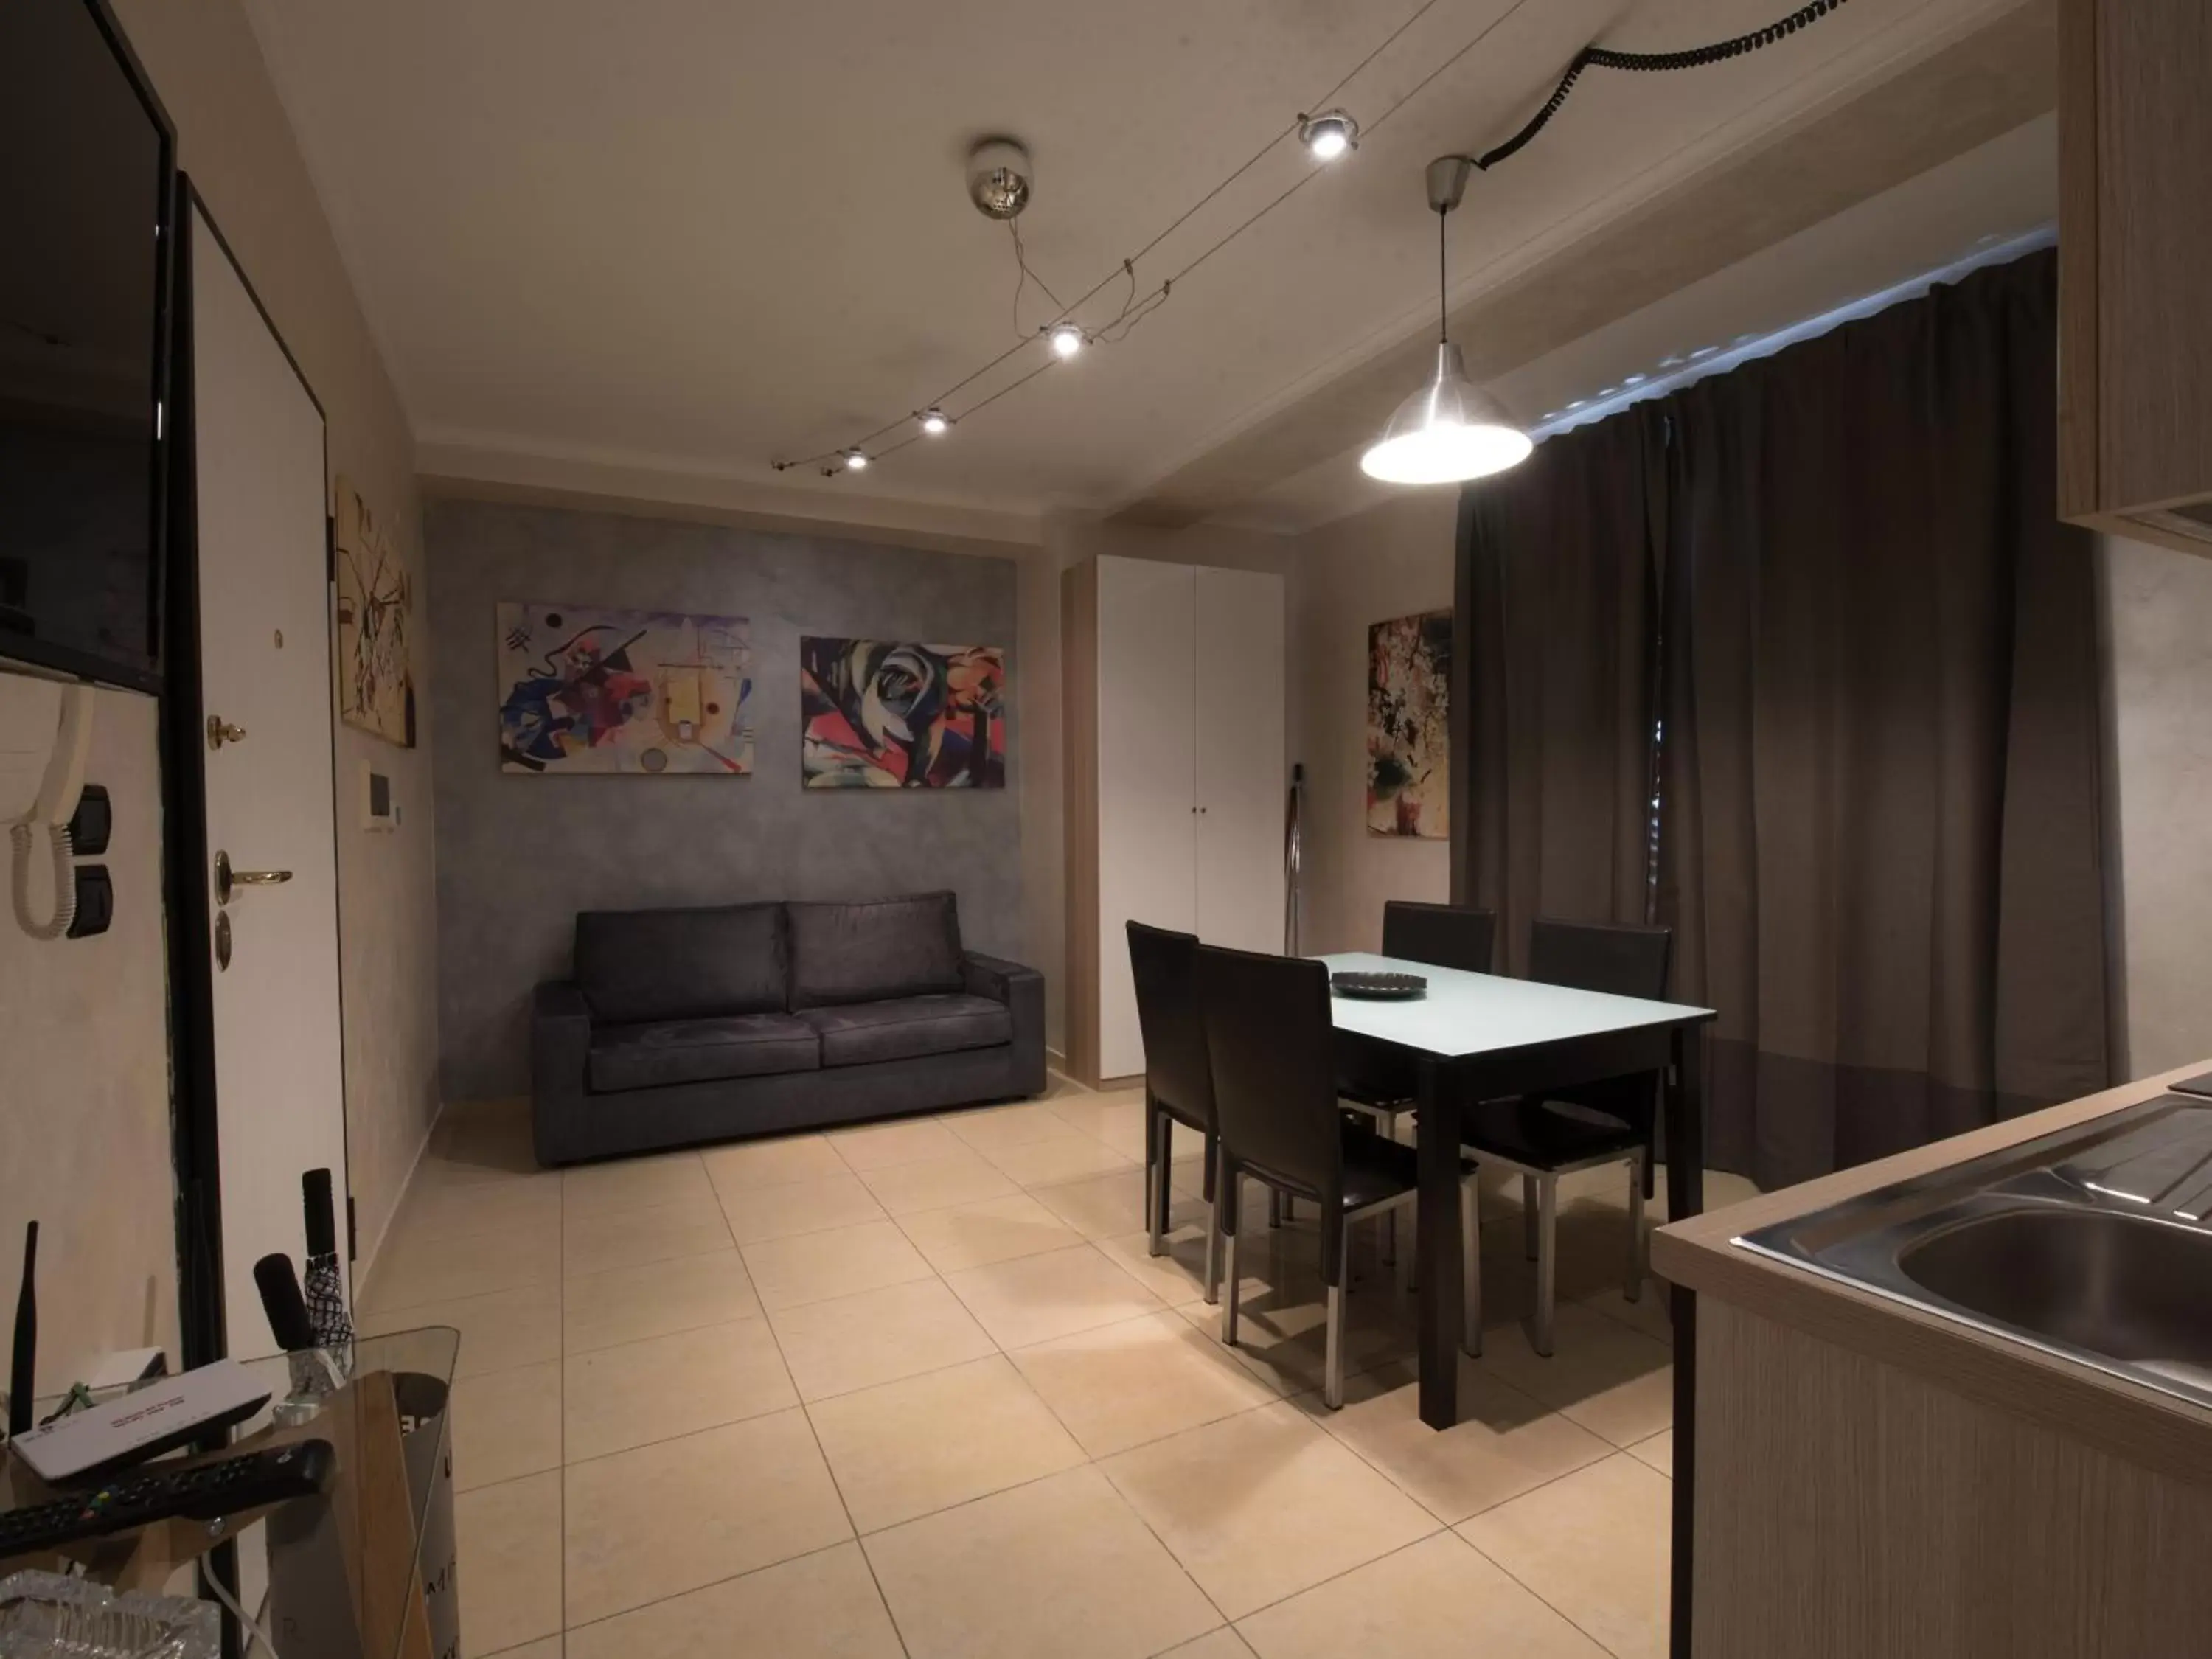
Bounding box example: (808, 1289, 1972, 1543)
(189, 203, 349, 1361)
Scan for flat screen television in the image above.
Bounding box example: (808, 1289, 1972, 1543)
(0, 0, 174, 692)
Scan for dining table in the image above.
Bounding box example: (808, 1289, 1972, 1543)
(1318, 950, 1716, 1658)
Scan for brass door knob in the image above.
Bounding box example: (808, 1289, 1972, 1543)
(206, 716, 248, 750)
(215, 851, 293, 906)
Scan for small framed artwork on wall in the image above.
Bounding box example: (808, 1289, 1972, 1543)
(1367, 609, 1450, 838)
(497, 602, 754, 774)
(801, 637, 1006, 788)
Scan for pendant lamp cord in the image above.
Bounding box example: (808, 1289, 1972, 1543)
(1437, 209, 1449, 344)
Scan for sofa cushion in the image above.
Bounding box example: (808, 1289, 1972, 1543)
(786, 892, 964, 1009)
(576, 903, 785, 1025)
(588, 1012, 819, 1092)
(800, 994, 1012, 1068)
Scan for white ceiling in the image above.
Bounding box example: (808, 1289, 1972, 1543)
(243, 0, 2043, 529)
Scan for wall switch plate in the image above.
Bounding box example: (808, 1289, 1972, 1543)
(361, 762, 396, 832)
(67, 783, 111, 856)
(66, 865, 111, 938)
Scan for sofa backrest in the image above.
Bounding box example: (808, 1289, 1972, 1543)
(574, 902, 787, 1025)
(787, 892, 964, 1009)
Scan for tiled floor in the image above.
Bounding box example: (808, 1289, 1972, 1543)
(361, 1077, 1755, 1659)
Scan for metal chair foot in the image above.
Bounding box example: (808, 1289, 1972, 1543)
(1532, 1175, 1557, 1357)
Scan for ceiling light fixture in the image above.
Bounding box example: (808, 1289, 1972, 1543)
(843, 448, 870, 470)
(1298, 110, 1359, 161)
(919, 408, 951, 435)
(1360, 157, 1531, 487)
(1049, 323, 1085, 358)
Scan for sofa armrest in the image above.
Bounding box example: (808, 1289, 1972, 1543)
(531, 981, 595, 1165)
(960, 951, 1035, 1004)
(962, 953, 1047, 1096)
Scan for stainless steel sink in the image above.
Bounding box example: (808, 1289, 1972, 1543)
(1736, 1095, 2212, 1411)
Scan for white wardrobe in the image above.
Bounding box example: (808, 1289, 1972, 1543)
(1063, 554, 1287, 1083)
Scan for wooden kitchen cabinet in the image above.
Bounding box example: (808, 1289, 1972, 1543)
(2058, 0, 2212, 556)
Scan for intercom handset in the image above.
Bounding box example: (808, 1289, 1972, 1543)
(10, 682, 93, 940)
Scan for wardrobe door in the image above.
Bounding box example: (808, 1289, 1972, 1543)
(1193, 566, 1286, 956)
(1096, 557, 1198, 1078)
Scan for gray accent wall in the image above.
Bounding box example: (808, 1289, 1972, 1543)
(428, 498, 1022, 1099)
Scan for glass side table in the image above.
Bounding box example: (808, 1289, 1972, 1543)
(1, 1326, 460, 1659)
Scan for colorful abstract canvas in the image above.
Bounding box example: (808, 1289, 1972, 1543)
(801, 638, 1005, 789)
(1367, 609, 1450, 838)
(333, 477, 414, 747)
(497, 603, 754, 775)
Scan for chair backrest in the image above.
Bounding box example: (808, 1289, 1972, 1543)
(1195, 944, 1341, 1197)
(1527, 918, 1672, 1001)
(1126, 921, 1212, 1127)
(1382, 900, 1496, 975)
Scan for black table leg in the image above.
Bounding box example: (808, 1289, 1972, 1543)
(1666, 1023, 1705, 1659)
(1415, 1056, 1464, 1430)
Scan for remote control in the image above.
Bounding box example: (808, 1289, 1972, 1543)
(0, 1439, 335, 1559)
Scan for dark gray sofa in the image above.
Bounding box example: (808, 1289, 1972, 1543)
(531, 891, 1046, 1165)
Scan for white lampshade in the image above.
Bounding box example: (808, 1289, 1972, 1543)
(1361, 343, 1532, 484)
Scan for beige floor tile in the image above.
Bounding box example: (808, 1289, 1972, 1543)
(562, 1248, 761, 1355)
(362, 1219, 560, 1312)
(1009, 1310, 1279, 1458)
(563, 1194, 732, 1276)
(896, 1192, 1083, 1273)
(565, 1540, 902, 1659)
(1158, 1632, 1257, 1659)
(981, 1133, 1137, 1188)
(431, 1099, 539, 1183)
(863, 1465, 1220, 1659)
(1031, 1166, 1201, 1241)
(1095, 1223, 1227, 1307)
(451, 1361, 562, 1491)
(562, 1152, 714, 1216)
(1581, 1284, 1674, 1346)
(809, 1353, 1085, 1532)
(771, 1277, 997, 1402)
(1458, 1453, 1671, 1659)
(831, 1116, 968, 1170)
(1293, 1358, 1612, 1525)
(1088, 1115, 1155, 1162)
(1178, 1272, 1419, 1399)
(563, 1409, 852, 1626)
(719, 1172, 886, 1244)
(563, 1318, 796, 1460)
(356, 1281, 561, 1378)
(1100, 1400, 1438, 1620)
(478, 1640, 560, 1659)
(1476, 1303, 1674, 1448)
(456, 1470, 562, 1656)
(703, 1132, 848, 1193)
(855, 1150, 1019, 1216)
(942, 1101, 1084, 1153)
(742, 1220, 934, 1311)
(1042, 1095, 1150, 1144)
(1238, 1531, 1609, 1658)
(400, 1174, 562, 1245)
(945, 1242, 1164, 1349)
(1627, 1428, 1673, 1477)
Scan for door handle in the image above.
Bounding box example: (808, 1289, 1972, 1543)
(206, 717, 248, 750)
(215, 851, 293, 905)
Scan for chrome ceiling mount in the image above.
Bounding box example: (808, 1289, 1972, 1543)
(966, 138, 1032, 221)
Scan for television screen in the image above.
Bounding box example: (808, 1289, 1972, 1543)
(0, 0, 170, 688)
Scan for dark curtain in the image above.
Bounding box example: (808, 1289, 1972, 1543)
(1659, 250, 2109, 1189)
(1453, 406, 1666, 974)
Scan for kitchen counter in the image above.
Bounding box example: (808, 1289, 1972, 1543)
(1654, 1062, 2212, 1658)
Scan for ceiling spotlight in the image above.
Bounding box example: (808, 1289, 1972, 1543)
(1361, 156, 1531, 487)
(843, 448, 869, 470)
(967, 137, 1033, 221)
(1298, 110, 1359, 162)
(1049, 323, 1085, 358)
(919, 408, 950, 435)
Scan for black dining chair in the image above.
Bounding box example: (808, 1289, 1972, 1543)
(1339, 901, 1498, 1141)
(1197, 942, 1477, 1407)
(1127, 920, 1220, 1304)
(1460, 917, 1672, 1357)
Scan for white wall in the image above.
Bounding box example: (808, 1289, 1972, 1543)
(2101, 535, 2212, 1078)
(1287, 493, 1460, 954)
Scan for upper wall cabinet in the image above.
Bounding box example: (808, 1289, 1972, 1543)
(1062, 556, 1287, 1085)
(2058, 0, 2212, 556)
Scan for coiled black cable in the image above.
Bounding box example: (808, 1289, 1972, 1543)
(1475, 0, 1851, 172)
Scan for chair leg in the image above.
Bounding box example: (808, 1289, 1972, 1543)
(1625, 1155, 1646, 1303)
(1204, 1189, 1222, 1306)
(1220, 1220, 1241, 1346)
(1522, 1175, 1539, 1262)
(1323, 1279, 1347, 1409)
(1461, 1176, 1482, 1357)
(1533, 1175, 1558, 1357)
(1149, 1113, 1171, 1258)
(1381, 1208, 1395, 1267)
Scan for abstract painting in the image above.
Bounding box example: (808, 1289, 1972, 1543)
(497, 603, 754, 775)
(333, 477, 414, 747)
(1367, 609, 1450, 838)
(801, 637, 1005, 789)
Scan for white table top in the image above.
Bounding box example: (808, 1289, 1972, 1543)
(1317, 951, 1715, 1060)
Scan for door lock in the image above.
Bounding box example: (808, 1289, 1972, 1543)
(206, 716, 248, 750)
(214, 851, 293, 906)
